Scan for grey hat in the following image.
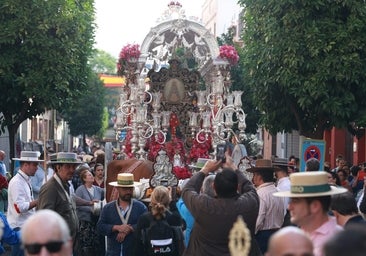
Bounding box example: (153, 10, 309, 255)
(12, 151, 44, 162)
(48, 152, 82, 165)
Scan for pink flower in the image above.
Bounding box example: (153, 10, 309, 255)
(119, 44, 141, 60)
(117, 44, 141, 76)
(219, 45, 239, 65)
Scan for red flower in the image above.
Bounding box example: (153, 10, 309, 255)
(189, 135, 212, 162)
(173, 166, 192, 179)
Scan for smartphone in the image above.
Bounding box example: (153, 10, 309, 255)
(216, 144, 226, 163)
(160, 179, 169, 187)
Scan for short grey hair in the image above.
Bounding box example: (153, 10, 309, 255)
(201, 174, 216, 198)
(306, 158, 320, 172)
(22, 209, 71, 243)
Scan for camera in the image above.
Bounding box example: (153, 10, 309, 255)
(216, 144, 227, 163)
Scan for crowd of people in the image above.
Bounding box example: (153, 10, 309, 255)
(0, 148, 365, 256)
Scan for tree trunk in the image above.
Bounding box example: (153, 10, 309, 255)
(83, 133, 87, 153)
(7, 124, 17, 177)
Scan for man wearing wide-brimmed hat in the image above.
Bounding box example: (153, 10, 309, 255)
(97, 173, 147, 256)
(246, 159, 286, 254)
(273, 171, 348, 256)
(37, 152, 82, 250)
(8, 151, 44, 255)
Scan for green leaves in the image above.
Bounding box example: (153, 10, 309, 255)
(239, 0, 366, 138)
(0, 0, 95, 132)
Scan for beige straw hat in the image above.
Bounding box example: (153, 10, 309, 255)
(273, 171, 347, 197)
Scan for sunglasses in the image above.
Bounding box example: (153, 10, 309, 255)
(23, 241, 64, 254)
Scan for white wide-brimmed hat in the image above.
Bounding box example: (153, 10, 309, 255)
(12, 151, 44, 162)
(48, 152, 82, 165)
(273, 171, 347, 197)
(109, 173, 141, 188)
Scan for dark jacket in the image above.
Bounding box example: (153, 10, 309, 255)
(345, 215, 366, 228)
(134, 210, 184, 256)
(97, 199, 147, 256)
(182, 170, 261, 256)
(37, 176, 79, 239)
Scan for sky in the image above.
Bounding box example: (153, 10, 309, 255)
(94, 0, 204, 59)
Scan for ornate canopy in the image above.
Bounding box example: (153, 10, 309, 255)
(139, 2, 220, 77)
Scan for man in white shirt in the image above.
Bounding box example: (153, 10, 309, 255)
(8, 151, 43, 256)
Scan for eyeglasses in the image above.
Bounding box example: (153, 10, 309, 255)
(23, 241, 64, 254)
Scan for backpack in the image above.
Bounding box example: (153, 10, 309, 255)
(142, 216, 181, 256)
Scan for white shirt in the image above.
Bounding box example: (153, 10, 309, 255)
(43, 167, 54, 184)
(7, 170, 35, 228)
(276, 176, 291, 214)
(256, 182, 285, 233)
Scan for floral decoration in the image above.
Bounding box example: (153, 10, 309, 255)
(173, 166, 191, 179)
(146, 134, 165, 162)
(117, 44, 141, 76)
(219, 45, 239, 66)
(122, 130, 134, 159)
(189, 133, 212, 162)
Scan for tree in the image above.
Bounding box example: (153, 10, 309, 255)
(89, 49, 117, 74)
(0, 0, 95, 170)
(239, 0, 366, 139)
(63, 71, 106, 152)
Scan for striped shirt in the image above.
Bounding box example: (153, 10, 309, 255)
(255, 182, 285, 233)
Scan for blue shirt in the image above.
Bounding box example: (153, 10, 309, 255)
(0, 162, 6, 178)
(0, 212, 20, 253)
(176, 198, 194, 247)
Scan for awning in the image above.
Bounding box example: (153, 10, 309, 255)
(99, 74, 126, 87)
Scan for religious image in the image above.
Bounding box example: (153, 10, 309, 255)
(164, 78, 185, 104)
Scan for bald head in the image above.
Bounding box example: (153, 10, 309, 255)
(266, 226, 314, 256)
(0, 150, 5, 160)
(22, 210, 72, 256)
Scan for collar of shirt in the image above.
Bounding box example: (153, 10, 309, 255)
(257, 182, 275, 190)
(18, 170, 31, 181)
(55, 173, 71, 193)
(311, 216, 341, 236)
